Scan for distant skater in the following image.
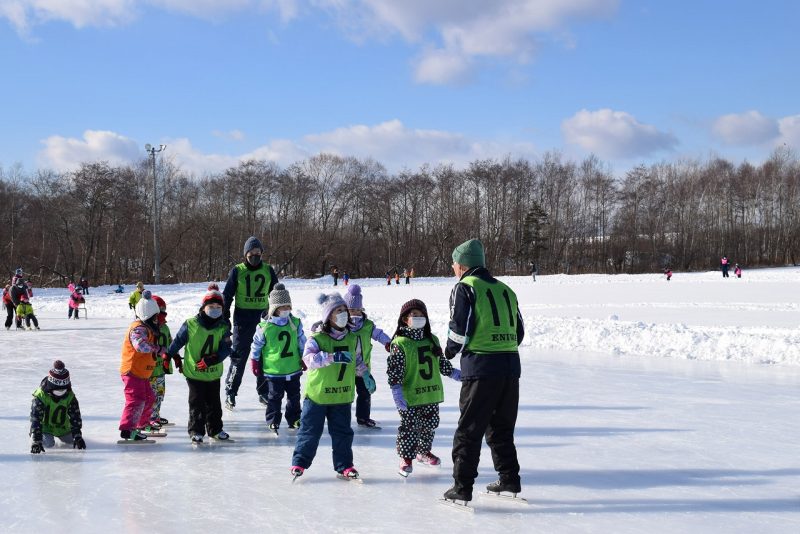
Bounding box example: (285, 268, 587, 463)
(721, 256, 729, 278)
(734, 264, 742, 278)
(664, 268, 672, 281)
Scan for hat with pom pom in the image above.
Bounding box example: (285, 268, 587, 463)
(342, 284, 363, 310)
(316, 292, 346, 323)
(47, 360, 71, 388)
(135, 291, 160, 321)
(268, 283, 292, 317)
(202, 284, 224, 308)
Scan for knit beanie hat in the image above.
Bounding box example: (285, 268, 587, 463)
(395, 299, 432, 338)
(135, 291, 160, 321)
(316, 292, 346, 323)
(202, 284, 224, 307)
(47, 360, 71, 388)
(243, 236, 263, 256)
(268, 283, 292, 317)
(136, 281, 144, 290)
(343, 284, 363, 309)
(451, 238, 485, 268)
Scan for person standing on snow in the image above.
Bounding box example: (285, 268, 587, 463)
(720, 256, 730, 278)
(443, 238, 525, 504)
(222, 236, 279, 410)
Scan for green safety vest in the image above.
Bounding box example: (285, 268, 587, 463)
(259, 317, 302, 376)
(392, 334, 445, 407)
(350, 319, 376, 368)
(151, 323, 173, 377)
(32, 388, 75, 437)
(234, 263, 273, 310)
(304, 331, 358, 405)
(181, 317, 227, 381)
(460, 276, 520, 354)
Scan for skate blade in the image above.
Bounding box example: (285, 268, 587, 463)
(117, 439, 156, 445)
(438, 498, 474, 513)
(481, 491, 529, 504)
(398, 470, 411, 478)
(336, 474, 364, 483)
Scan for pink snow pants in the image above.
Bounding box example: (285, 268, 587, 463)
(119, 374, 156, 431)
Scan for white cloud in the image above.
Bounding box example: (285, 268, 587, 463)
(212, 129, 246, 142)
(36, 120, 536, 174)
(777, 114, 800, 149)
(316, 0, 620, 84)
(38, 130, 140, 170)
(3, 1, 617, 84)
(0, 0, 297, 33)
(712, 110, 780, 146)
(562, 108, 678, 159)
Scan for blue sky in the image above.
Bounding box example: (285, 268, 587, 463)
(1, 0, 798, 176)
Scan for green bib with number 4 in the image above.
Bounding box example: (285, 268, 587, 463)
(182, 317, 226, 381)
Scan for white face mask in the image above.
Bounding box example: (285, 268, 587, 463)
(333, 311, 349, 328)
(278, 309, 291, 319)
(53, 389, 67, 397)
(206, 307, 223, 319)
(409, 316, 427, 329)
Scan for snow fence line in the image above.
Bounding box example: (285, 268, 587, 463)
(523, 316, 800, 366)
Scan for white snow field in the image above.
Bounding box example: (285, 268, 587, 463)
(1, 268, 799, 533)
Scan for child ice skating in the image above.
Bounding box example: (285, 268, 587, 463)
(735, 264, 742, 278)
(388, 299, 461, 476)
(30, 360, 86, 453)
(664, 268, 672, 281)
(149, 295, 173, 426)
(16, 293, 39, 330)
(128, 281, 145, 310)
(68, 283, 84, 319)
(168, 286, 232, 443)
(343, 284, 392, 428)
(249, 283, 306, 433)
(290, 292, 376, 480)
(118, 291, 168, 442)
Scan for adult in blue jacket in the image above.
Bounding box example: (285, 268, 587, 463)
(222, 236, 278, 409)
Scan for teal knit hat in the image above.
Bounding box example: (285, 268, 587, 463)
(451, 239, 485, 268)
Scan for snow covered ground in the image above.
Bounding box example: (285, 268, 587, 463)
(1, 267, 799, 532)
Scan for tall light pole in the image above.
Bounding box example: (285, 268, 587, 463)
(145, 143, 166, 284)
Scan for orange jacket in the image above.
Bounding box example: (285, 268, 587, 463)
(120, 321, 157, 379)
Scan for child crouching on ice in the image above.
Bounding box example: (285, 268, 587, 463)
(290, 292, 376, 480)
(389, 299, 461, 476)
(168, 285, 232, 444)
(250, 283, 306, 433)
(30, 360, 86, 453)
(343, 284, 391, 428)
(16, 293, 39, 330)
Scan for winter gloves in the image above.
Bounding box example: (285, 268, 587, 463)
(30, 436, 86, 453)
(332, 351, 352, 364)
(171, 354, 183, 374)
(196, 353, 218, 371)
(391, 384, 407, 411)
(73, 436, 86, 449)
(362, 373, 376, 394)
(30, 441, 44, 454)
(251, 358, 262, 376)
(450, 368, 462, 381)
(384, 342, 391, 352)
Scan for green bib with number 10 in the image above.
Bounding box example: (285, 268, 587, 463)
(182, 317, 226, 381)
(460, 276, 519, 354)
(392, 335, 444, 407)
(33, 388, 75, 437)
(234, 263, 273, 310)
(304, 332, 358, 404)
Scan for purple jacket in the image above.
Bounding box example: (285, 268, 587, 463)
(303, 322, 368, 377)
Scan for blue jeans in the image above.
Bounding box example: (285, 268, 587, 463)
(292, 398, 354, 472)
(265, 374, 301, 427)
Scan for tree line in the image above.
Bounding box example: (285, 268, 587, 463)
(1, 148, 798, 287)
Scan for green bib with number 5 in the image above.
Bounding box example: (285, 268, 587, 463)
(392, 334, 444, 407)
(304, 332, 358, 404)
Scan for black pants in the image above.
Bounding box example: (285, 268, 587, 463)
(4, 304, 13, 328)
(225, 315, 260, 398)
(451, 377, 520, 493)
(187, 378, 223, 437)
(265, 375, 301, 427)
